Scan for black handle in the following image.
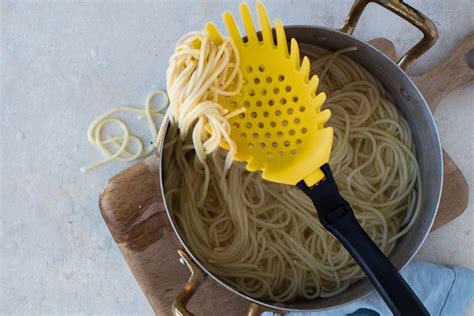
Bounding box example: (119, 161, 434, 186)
(298, 164, 428, 316)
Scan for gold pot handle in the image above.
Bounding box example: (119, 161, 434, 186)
(248, 303, 268, 316)
(340, 0, 438, 70)
(172, 251, 285, 315)
(247, 303, 286, 315)
(172, 249, 206, 316)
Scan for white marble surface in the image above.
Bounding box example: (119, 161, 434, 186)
(1, 0, 473, 314)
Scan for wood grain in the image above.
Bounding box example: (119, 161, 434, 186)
(99, 36, 472, 315)
(433, 151, 469, 230)
(413, 32, 474, 112)
(369, 38, 398, 61)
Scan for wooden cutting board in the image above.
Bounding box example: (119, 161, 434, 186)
(99, 34, 473, 315)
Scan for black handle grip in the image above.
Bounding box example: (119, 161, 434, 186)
(298, 164, 428, 316)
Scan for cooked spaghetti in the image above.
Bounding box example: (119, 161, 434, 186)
(82, 90, 168, 172)
(165, 31, 244, 170)
(164, 43, 421, 302)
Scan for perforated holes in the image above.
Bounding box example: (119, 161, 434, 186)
(275, 110, 282, 117)
(287, 108, 294, 115)
(265, 132, 271, 138)
(259, 142, 266, 148)
(229, 101, 238, 108)
(266, 77, 272, 83)
(284, 141, 290, 147)
(246, 66, 253, 73)
(263, 111, 269, 118)
(241, 133, 248, 139)
(254, 78, 260, 84)
(246, 122, 253, 129)
(256, 100, 263, 107)
(278, 75, 285, 81)
(268, 100, 275, 106)
(243, 100, 250, 107)
(301, 127, 308, 134)
(274, 88, 280, 94)
(282, 120, 289, 126)
(252, 133, 259, 139)
(250, 112, 257, 118)
(291, 149, 297, 155)
(258, 122, 264, 129)
(277, 131, 283, 138)
(258, 65, 265, 72)
(285, 86, 292, 92)
(280, 98, 287, 105)
(270, 122, 276, 127)
(266, 152, 273, 158)
(296, 139, 302, 145)
(289, 129, 296, 136)
(249, 89, 256, 97)
(262, 89, 268, 96)
(248, 143, 254, 149)
(272, 142, 278, 148)
(294, 118, 301, 124)
(299, 106, 306, 112)
(293, 96, 299, 103)
(232, 122, 240, 129)
(279, 151, 285, 157)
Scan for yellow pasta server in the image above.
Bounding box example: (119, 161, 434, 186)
(204, 2, 428, 315)
(206, 1, 331, 187)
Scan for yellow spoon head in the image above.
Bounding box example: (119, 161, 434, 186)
(208, 1, 333, 187)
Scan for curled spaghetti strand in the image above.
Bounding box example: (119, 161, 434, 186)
(81, 90, 168, 172)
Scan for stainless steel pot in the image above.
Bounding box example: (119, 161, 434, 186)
(156, 0, 443, 314)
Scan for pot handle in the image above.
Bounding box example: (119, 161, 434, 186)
(340, 0, 438, 70)
(247, 303, 286, 315)
(172, 249, 206, 316)
(173, 249, 285, 316)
